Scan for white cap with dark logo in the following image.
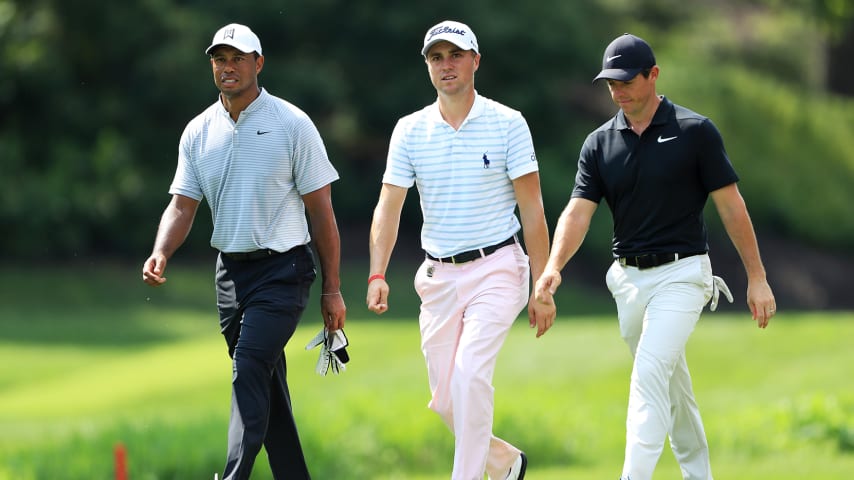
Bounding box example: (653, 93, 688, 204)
(421, 20, 479, 56)
(593, 33, 656, 82)
(206, 23, 263, 56)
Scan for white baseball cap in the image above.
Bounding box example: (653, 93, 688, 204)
(421, 20, 479, 56)
(205, 23, 263, 56)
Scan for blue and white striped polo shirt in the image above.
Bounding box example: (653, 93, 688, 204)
(170, 88, 339, 253)
(383, 93, 539, 258)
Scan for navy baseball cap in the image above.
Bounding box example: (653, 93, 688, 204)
(593, 33, 656, 82)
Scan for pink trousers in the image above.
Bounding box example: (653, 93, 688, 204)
(414, 244, 529, 480)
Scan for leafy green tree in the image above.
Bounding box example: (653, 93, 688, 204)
(0, 0, 852, 261)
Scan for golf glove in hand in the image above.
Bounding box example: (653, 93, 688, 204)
(709, 275, 733, 311)
(305, 328, 350, 376)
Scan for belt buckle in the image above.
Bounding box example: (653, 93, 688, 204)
(618, 257, 628, 267)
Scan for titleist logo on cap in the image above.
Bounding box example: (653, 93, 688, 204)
(427, 25, 467, 41)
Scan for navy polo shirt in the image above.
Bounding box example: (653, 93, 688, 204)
(572, 96, 739, 258)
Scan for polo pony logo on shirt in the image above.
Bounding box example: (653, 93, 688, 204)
(482, 152, 490, 169)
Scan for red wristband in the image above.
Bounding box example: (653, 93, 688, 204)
(368, 273, 385, 284)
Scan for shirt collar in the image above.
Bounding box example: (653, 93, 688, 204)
(614, 95, 672, 130)
(217, 87, 268, 116)
(428, 91, 485, 127)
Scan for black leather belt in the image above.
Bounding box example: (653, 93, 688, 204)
(221, 248, 283, 261)
(426, 235, 517, 264)
(618, 251, 705, 270)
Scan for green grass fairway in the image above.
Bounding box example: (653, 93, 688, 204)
(0, 264, 852, 479)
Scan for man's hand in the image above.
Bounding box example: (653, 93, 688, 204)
(367, 278, 389, 314)
(528, 290, 556, 338)
(142, 254, 168, 286)
(528, 269, 563, 337)
(321, 292, 347, 331)
(535, 269, 562, 302)
(747, 279, 776, 329)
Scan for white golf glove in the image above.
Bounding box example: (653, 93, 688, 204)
(305, 328, 350, 376)
(709, 275, 734, 311)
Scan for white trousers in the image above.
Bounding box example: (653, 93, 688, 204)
(414, 244, 529, 480)
(606, 254, 715, 480)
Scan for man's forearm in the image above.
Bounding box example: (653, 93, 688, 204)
(151, 201, 196, 259)
(311, 215, 342, 293)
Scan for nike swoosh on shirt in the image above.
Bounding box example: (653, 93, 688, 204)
(606, 54, 622, 62)
(257, 130, 271, 135)
(657, 135, 678, 143)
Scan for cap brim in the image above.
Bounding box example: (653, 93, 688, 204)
(421, 35, 476, 56)
(205, 42, 258, 55)
(592, 68, 642, 83)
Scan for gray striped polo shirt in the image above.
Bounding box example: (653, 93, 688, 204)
(170, 88, 339, 253)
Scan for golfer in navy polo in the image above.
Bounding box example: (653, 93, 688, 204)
(535, 33, 776, 480)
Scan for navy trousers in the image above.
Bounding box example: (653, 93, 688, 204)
(215, 245, 316, 480)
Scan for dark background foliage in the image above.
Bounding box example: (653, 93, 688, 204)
(1, 0, 853, 307)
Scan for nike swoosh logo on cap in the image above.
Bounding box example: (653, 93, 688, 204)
(606, 54, 622, 62)
(657, 135, 678, 143)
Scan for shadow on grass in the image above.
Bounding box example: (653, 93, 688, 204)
(0, 258, 615, 347)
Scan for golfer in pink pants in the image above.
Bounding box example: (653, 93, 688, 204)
(366, 20, 555, 479)
(415, 245, 529, 479)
